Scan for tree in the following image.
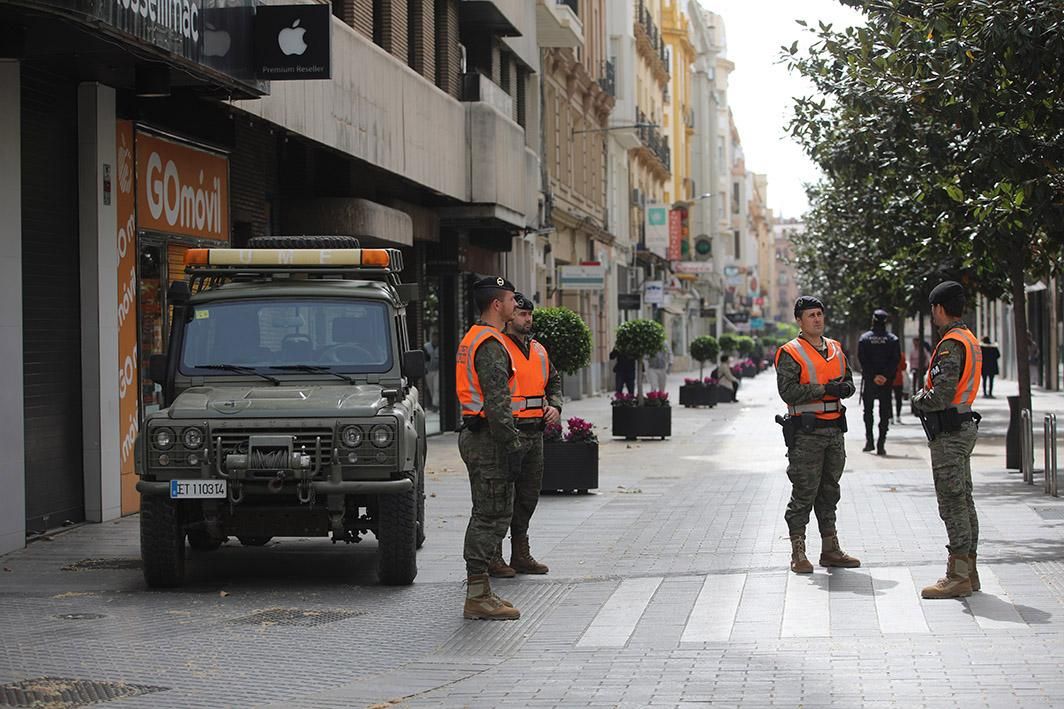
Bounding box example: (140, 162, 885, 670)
(736, 336, 756, 357)
(614, 319, 666, 404)
(689, 336, 720, 380)
(718, 333, 740, 356)
(531, 307, 592, 375)
(785, 0, 1064, 412)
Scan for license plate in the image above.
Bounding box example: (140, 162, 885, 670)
(170, 480, 227, 499)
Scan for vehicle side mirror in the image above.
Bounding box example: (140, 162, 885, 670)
(149, 354, 168, 384)
(402, 350, 426, 379)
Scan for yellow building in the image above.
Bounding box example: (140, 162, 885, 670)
(631, 0, 671, 237)
(662, 0, 695, 210)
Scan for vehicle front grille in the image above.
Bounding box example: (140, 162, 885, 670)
(211, 427, 334, 473)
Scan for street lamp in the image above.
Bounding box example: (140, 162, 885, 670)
(571, 121, 658, 136)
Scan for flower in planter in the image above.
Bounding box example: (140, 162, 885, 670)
(544, 420, 563, 442)
(704, 376, 719, 385)
(644, 390, 671, 407)
(611, 392, 636, 407)
(564, 417, 598, 444)
(683, 377, 700, 385)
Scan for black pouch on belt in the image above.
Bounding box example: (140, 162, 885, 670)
(800, 412, 817, 433)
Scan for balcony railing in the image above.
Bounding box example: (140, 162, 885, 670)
(636, 109, 671, 172)
(557, 0, 578, 13)
(598, 57, 616, 97)
(636, 0, 669, 78)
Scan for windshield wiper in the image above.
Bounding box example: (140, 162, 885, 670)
(197, 364, 281, 385)
(270, 365, 357, 385)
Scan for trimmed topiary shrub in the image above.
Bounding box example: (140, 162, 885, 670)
(614, 319, 666, 403)
(736, 335, 756, 356)
(531, 306, 593, 375)
(689, 336, 720, 380)
(718, 333, 739, 355)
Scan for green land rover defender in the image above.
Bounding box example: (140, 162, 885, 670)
(135, 236, 427, 588)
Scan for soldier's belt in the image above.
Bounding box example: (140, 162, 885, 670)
(787, 401, 842, 415)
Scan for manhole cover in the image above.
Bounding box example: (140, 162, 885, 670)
(62, 558, 142, 571)
(227, 608, 366, 627)
(0, 677, 168, 708)
(54, 613, 106, 621)
(1032, 507, 1064, 521)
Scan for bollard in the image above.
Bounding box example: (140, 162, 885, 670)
(1045, 413, 1058, 497)
(1021, 409, 1034, 484)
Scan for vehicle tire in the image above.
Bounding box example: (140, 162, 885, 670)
(376, 474, 418, 585)
(237, 536, 272, 547)
(140, 495, 186, 588)
(415, 447, 426, 550)
(187, 530, 224, 551)
(247, 235, 360, 250)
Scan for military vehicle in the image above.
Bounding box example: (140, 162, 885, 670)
(135, 236, 427, 587)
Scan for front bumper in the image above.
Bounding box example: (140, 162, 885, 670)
(136, 478, 413, 497)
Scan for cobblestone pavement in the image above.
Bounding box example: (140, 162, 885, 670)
(2, 373, 1064, 708)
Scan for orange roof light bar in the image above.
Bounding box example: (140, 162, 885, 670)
(184, 248, 395, 269)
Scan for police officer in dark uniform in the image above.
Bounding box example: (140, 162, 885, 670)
(858, 309, 900, 456)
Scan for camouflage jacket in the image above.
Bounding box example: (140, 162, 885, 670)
(776, 334, 855, 406)
(912, 321, 970, 413)
(472, 321, 521, 452)
(506, 333, 564, 415)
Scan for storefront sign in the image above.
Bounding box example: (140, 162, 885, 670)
(644, 280, 664, 306)
(558, 264, 606, 290)
(726, 311, 750, 324)
(673, 261, 715, 274)
(116, 120, 140, 514)
(135, 131, 229, 241)
(645, 204, 668, 259)
(255, 4, 332, 80)
(618, 293, 641, 310)
(750, 317, 765, 330)
(668, 209, 683, 262)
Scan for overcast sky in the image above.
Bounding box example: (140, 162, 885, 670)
(693, 0, 864, 218)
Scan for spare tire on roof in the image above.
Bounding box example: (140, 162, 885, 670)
(247, 235, 361, 249)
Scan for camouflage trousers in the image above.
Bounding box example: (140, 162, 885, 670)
(459, 428, 538, 575)
(510, 430, 544, 539)
(785, 428, 846, 535)
(928, 421, 979, 556)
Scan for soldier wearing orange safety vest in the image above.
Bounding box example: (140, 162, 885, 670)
(455, 275, 522, 621)
(913, 280, 983, 600)
(775, 296, 860, 575)
(486, 293, 563, 579)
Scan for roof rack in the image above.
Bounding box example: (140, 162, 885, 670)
(183, 247, 407, 293)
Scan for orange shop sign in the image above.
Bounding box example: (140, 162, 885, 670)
(135, 131, 229, 241)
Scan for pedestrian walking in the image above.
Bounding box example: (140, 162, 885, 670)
(858, 309, 900, 455)
(610, 347, 636, 395)
(646, 342, 671, 393)
(455, 276, 522, 620)
(891, 349, 907, 423)
(423, 331, 439, 411)
(909, 336, 930, 399)
(980, 336, 1000, 398)
(775, 296, 861, 574)
(912, 281, 983, 599)
(486, 293, 563, 579)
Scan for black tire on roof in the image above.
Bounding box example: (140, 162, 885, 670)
(247, 235, 361, 249)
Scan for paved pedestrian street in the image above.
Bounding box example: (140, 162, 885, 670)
(2, 373, 1064, 708)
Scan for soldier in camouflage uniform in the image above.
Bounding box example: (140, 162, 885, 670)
(455, 276, 522, 620)
(488, 293, 564, 578)
(776, 296, 861, 574)
(912, 281, 982, 599)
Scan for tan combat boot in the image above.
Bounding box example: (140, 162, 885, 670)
(968, 553, 980, 592)
(819, 532, 861, 568)
(921, 556, 973, 599)
(463, 574, 520, 620)
(510, 534, 549, 574)
(487, 542, 516, 578)
(790, 533, 813, 574)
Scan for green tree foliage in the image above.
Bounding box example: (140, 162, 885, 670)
(531, 307, 592, 375)
(736, 336, 756, 356)
(784, 0, 1064, 411)
(718, 333, 740, 355)
(689, 336, 720, 379)
(615, 319, 666, 402)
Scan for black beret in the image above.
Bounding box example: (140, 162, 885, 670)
(473, 275, 515, 292)
(929, 280, 964, 306)
(794, 295, 825, 318)
(513, 292, 534, 311)
(872, 308, 890, 322)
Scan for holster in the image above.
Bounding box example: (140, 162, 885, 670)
(916, 410, 942, 442)
(775, 415, 797, 450)
(459, 416, 486, 433)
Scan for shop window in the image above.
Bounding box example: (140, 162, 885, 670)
(139, 244, 165, 414)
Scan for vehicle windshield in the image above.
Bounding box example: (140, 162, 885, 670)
(180, 298, 394, 375)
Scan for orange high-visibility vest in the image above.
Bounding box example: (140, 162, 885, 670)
(926, 326, 982, 407)
(775, 336, 847, 420)
(456, 325, 515, 418)
(502, 335, 550, 419)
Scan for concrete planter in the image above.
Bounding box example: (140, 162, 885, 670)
(611, 405, 671, 440)
(541, 440, 599, 493)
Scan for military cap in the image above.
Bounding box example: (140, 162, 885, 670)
(513, 292, 535, 311)
(928, 280, 964, 306)
(872, 308, 890, 322)
(473, 275, 516, 292)
(794, 295, 825, 318)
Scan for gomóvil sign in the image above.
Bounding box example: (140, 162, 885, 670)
(135, 131, 229, 241)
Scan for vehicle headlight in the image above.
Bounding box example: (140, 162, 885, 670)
(182, 427, 204, 449)
(370, 425, 393, 448)
(154, 428, 175, 450)
(341, 425, 364, 448)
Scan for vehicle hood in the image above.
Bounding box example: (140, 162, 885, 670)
(167, 385, 389, 419)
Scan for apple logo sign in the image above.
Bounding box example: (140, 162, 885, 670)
(278, 19, 308, 56)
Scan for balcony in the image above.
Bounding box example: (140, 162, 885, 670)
(537, 0, 583, 49)
(636, 109, 671, 173)
(597, 57, 616, 97)
(634, 0, 669, 86)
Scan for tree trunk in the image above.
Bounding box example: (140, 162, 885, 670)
(636, 360, 645, 405)
(1010, 258, 1032, 414)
